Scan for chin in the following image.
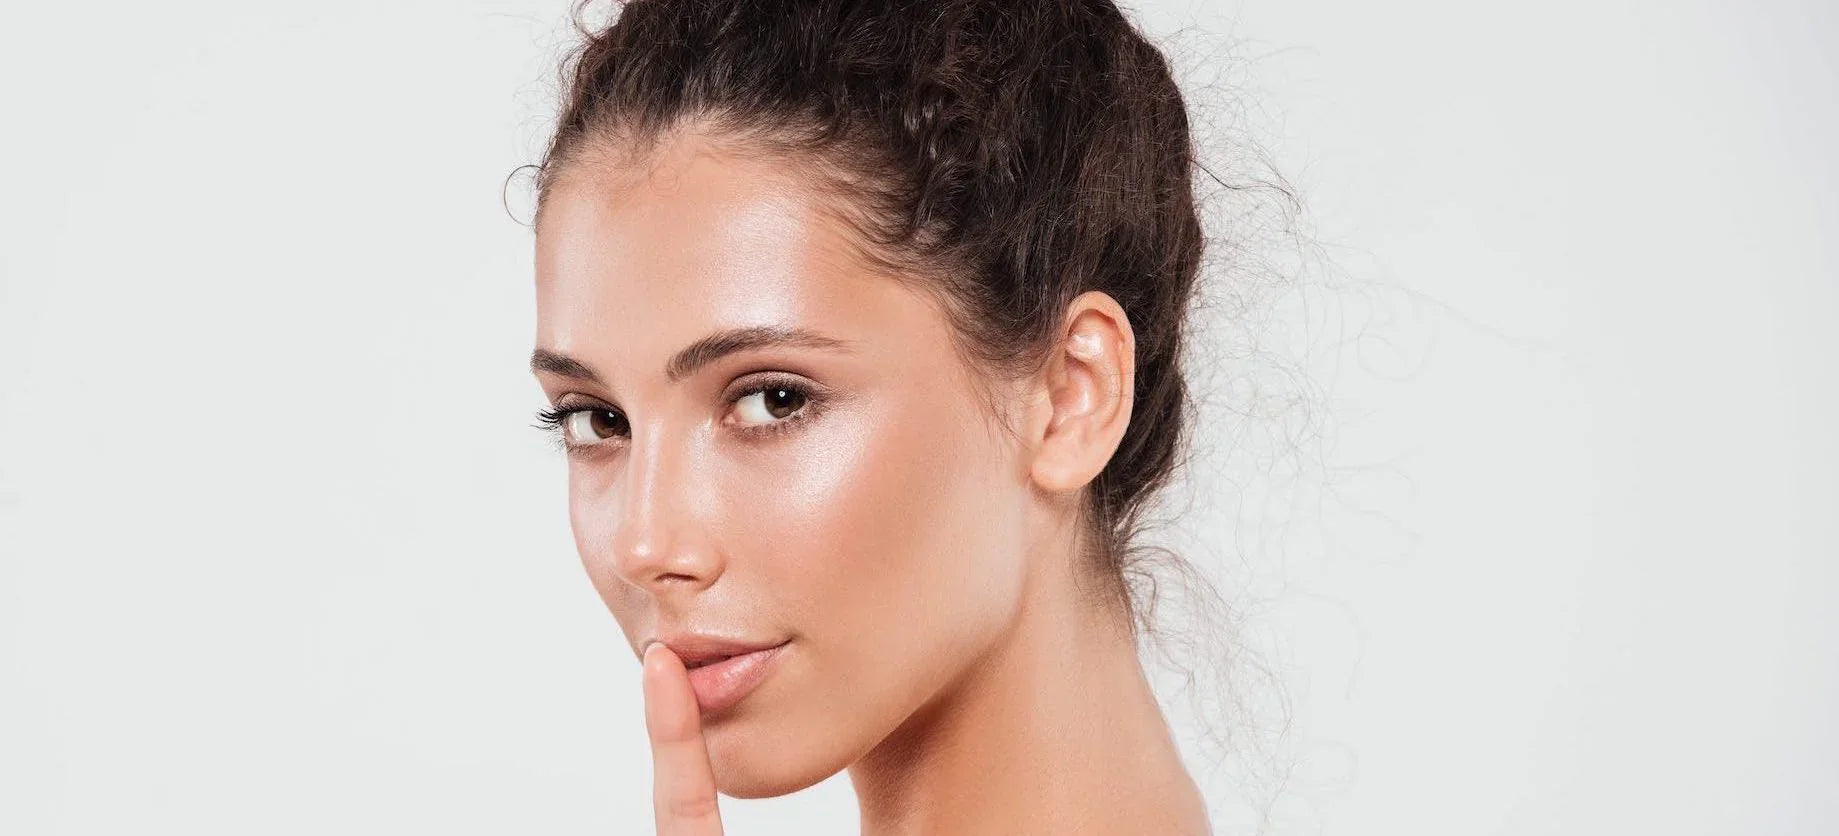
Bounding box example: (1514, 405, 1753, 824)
(710, 748, 845, 799)
(704, 718, 853, 799)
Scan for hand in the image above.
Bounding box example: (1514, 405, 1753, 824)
(642, 642, 725, 835)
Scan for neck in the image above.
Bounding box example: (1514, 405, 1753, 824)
(846, 537, 1211, 835)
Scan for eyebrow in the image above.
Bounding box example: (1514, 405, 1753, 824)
(529, 325, 854, 386)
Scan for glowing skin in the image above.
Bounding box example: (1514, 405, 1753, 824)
(532, 126, 1209, 834)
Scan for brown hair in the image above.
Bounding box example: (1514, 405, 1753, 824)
(533, 0, 1207, 638)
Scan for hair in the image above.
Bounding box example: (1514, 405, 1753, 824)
(531, 0, 1207, 637)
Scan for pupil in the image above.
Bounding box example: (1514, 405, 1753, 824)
(767, 388, 804, 419)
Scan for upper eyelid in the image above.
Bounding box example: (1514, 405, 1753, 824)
(551, 368, 821, 405)
(727, 371, 822, 400)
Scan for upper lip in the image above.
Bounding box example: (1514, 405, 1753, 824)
(650, 633, 788, 669)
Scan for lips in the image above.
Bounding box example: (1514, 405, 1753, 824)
(653, 636, 790, 716)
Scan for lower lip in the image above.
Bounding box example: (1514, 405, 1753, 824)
(685, 641, 788, 716)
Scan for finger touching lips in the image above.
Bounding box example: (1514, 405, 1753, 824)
(642, 642, 725, 834)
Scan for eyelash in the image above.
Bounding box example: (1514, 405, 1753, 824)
(532, 376, 825, 453)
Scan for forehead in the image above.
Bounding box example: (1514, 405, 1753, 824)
(533, 134, 930, 373)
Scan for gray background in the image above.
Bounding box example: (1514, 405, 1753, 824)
(2, 0, 1834, 833)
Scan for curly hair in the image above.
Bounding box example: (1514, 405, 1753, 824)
(533, 0, 1206, 640)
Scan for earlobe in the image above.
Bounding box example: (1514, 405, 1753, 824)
(1029, 292, 1135, 495)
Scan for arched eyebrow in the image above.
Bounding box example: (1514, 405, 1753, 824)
(530, 325, 855, 386)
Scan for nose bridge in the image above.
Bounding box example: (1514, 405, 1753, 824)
(611, 413, 718, 594)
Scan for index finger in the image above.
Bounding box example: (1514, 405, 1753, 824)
(642, 642, 724, 835)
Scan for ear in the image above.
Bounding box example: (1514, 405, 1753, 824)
(1025, 291, 1136, 494)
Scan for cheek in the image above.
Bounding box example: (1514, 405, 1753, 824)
(704, 384, 1029, 795)
(765, 383, 1029, 697)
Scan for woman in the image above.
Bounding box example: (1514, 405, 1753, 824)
(526, 0, 1217, 831)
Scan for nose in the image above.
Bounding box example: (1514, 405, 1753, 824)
(606, 416, 725, 599)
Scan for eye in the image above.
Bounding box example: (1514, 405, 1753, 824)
(566, 409, 629, 445)
(535, 407, 628, 447)
(731, 382, 811, 429)
(533, 377, 825, 453)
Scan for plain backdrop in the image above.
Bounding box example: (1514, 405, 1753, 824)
(2, 1, 1834, 833)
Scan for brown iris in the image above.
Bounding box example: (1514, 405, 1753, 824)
(760, 387, 805, 419)
(580, 409, 627, 440)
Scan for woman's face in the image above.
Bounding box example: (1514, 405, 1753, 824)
(532, 131, 1039, 797)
